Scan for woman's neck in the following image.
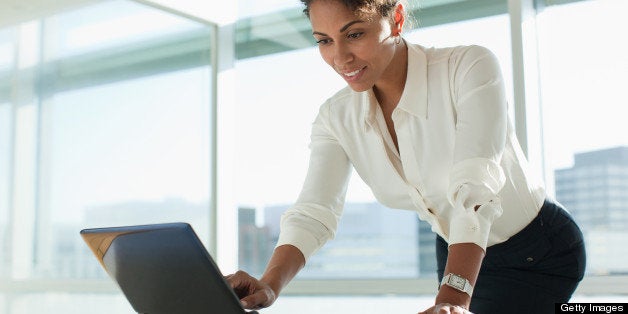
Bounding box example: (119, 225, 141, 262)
(373, 40, 408, 111)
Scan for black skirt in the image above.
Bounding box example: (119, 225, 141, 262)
(436, 198, 586, 314)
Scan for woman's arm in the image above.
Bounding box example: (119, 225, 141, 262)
(260, 244, 306, 301)
(228, 101, 350, 310)
(447, 45, 508, 250)
(419, 46, 508, 314)
(435, 243, 484, 309)
(418, 243, 483, 314)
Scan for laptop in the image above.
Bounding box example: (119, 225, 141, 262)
(80, 222, 257, 314)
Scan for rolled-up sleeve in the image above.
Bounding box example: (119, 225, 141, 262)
(276, 101, 352, 261)
(446, 46, 508, 250)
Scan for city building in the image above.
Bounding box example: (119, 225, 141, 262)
(258, 202, 437, 279)
(555, 146, 628, 274)
(238, 207, 273, 276)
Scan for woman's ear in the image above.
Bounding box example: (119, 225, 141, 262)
(393, 3, 405, 36)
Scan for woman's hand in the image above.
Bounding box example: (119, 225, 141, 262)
(225, 270, 277, 310)
(418, 303, 474, 314)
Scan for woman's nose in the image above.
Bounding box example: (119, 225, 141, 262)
(333, 43, 353, 66)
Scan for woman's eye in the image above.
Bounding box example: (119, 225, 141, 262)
(348, 32, 363, 39)
(316, 38, 331, 45)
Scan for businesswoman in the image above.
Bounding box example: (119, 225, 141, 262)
(226, 0, 586, 313)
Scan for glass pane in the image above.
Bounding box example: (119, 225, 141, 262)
(3, 0, 214, 310)
(537, 0, 628, 276)
(0, 103, 10, 278)
(0, 29, 13, 71)
(40, 68, 211, 280)
(238, 0, 301, 18)
(235, 14, 511, 279)
(50, 0, 205, 59)
(6, 0, 213, 284)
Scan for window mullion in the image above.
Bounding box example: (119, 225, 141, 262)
(508, 0, 546, 184)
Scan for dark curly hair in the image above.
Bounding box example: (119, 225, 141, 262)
(300, 0, 400, 20)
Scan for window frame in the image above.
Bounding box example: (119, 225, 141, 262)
(0, 0, 624, 304)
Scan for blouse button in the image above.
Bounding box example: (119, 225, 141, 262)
(526, 257, 534, 262)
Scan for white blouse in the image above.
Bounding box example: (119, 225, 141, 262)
(276, 43, 546, 261)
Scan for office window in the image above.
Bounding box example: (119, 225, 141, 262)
(1, 0, 214, 312)
(34, 0, 212, 280)
(39, 68, 212, 279)
(538, 0, 628, 275)
(2, 0, 624, 313)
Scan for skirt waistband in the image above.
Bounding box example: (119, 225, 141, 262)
(487, 198, 576, 254)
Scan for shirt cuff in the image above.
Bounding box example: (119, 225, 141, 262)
(446, 158, 505, 249)
(448, 197, 503, 250)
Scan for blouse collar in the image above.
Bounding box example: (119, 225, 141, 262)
(363, 42, 429, 131)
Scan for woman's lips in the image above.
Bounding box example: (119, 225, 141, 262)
(339, 66, 366, 82)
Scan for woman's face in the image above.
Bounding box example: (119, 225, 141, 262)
(309, 0, 399, 92)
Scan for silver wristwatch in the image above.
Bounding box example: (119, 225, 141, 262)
(440, 273, 474, 296)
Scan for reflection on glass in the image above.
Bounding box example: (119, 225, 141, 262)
(538, 0, 628, 276)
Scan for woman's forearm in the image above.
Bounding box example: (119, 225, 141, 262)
(260, 244, 306, 297)
(436, 242, 485, 309)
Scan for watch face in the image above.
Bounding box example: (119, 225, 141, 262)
(449, 274, 466, 289)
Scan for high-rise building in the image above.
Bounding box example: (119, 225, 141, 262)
(555, 146, 628, 231)
(238, 207, 273, 276)
(555, 146, 628, 274)
(259, 202, 438, 279)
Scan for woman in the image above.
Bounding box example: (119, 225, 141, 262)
(226, 0, 586, 313)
